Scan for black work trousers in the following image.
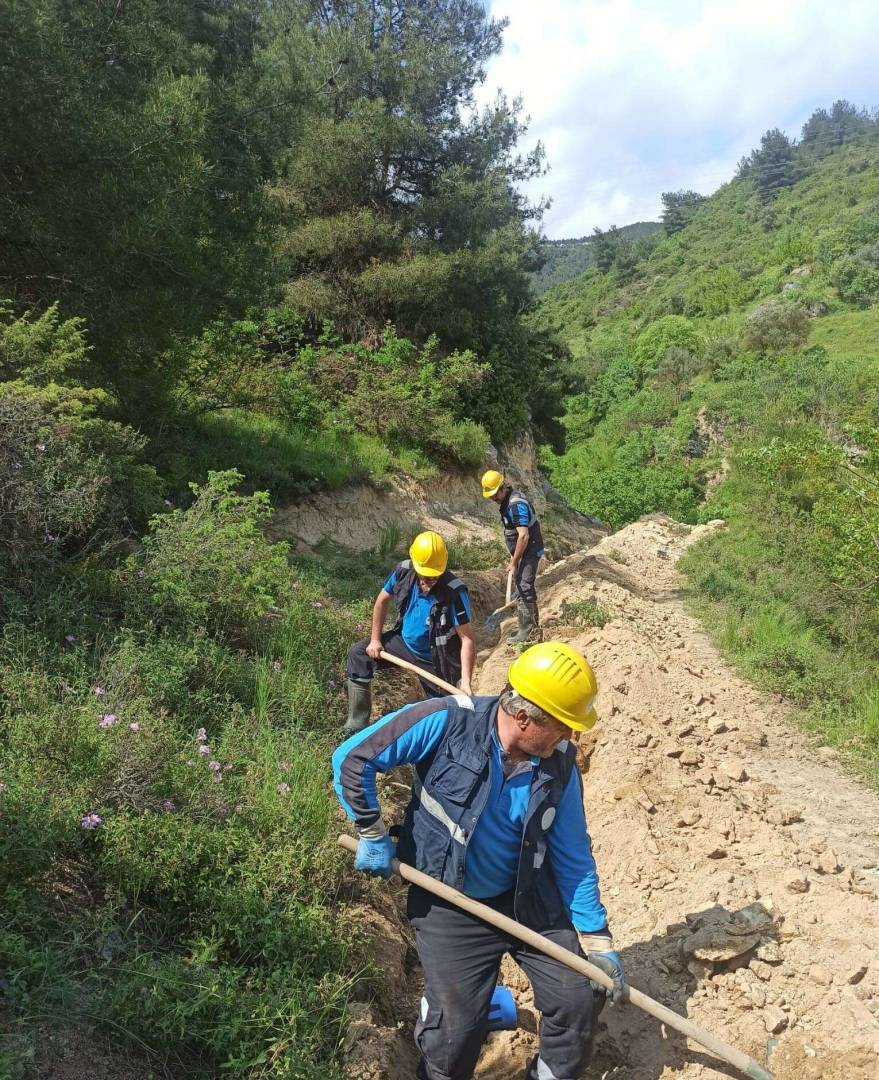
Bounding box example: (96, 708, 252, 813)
(346, 630, 446, 699)
(515, 551, 541, 606)
(408, 884, 601, 1080)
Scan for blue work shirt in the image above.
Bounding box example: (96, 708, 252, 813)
(332, 702, 607, 932)
(382, 570, 471, 662)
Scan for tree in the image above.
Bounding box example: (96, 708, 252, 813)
(660, 190, 706, 235)
(0, 0, 301, 413)
(737, 129, 799, 201)
(591, 226, 619, 274)
(801, 100, 877, 156)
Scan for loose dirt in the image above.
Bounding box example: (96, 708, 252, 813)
(468, 514, 879, 1079)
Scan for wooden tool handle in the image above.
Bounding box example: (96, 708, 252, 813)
(505, 570, 513, 606)
(336, 835, 774, 1080)
(379, 650, 461, 696)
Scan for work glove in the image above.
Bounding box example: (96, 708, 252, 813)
(354, 833, 396, 879)
(580, 933, 626, 1005)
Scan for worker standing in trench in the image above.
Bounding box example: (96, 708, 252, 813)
(344, 530, 475, 733)
(480, 470, 545, 644)
(332, 641, 624, 1080)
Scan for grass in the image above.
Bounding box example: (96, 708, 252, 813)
(559, 598, 613, 629)
(157, 410, 430, 503)
(0, 492, 390, 1078)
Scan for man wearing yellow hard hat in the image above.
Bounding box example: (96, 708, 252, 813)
(333, 641, 623, 1080)
(481, 469, 545, 644)
(344, 530, 475, 732)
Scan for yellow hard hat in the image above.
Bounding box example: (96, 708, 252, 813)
(508, 641, 599, 732)
(481, 469, 505, 498)
(409, 531, 448, 577)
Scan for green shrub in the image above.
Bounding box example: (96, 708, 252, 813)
(743, 300, 811, 355)
(0, 300, 91, 386)
(632, 316, 703, 376)
(559, 598, 613, 628)
(0, 381, 162, 569)
(139, 470, 290, 645)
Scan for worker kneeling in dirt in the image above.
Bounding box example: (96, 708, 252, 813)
(481, 470, 544, 644)
(333, 641, 623, 1080)
(344, 530, 475, 733)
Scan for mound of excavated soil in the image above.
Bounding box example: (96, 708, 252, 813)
(471, 515, 879, 1079)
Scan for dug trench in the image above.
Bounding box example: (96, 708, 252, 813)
(339, 515, 879, 1080)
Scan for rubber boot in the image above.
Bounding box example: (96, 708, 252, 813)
(343, 678, 372, 733)
(508, 601, 538, 644)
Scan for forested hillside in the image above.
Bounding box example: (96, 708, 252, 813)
(533, 102, 879, 778)
(530, 221, 662, 293)
(0, 2, 557, 1075)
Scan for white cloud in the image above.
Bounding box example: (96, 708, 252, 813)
(477, 0, 879, 237)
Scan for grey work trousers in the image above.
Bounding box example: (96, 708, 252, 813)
(408, 884, 602, 1080)
(514, 551, 541, 606)
(346, 630, 446, 699)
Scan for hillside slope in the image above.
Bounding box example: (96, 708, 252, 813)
(531, 131, 879, 784)
(530, 222, 663, 294)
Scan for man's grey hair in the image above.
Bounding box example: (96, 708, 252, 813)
(499, 684, 553, 726)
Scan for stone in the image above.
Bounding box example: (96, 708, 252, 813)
(679, 749, 702, 766)
(677, 809, 702, 828)
(817, 848, 841, 875)
(783, 868, 809, 894)
(709, 720, 729, 735)
(684, 928, 760, 963)
(678, 724, 695, 737)
(763, 1005, 788, 1034)
(809, 965, 833, 987)
(723, 761, 748, 782)
(705, 846, 728, 860)
(666, 747, 684, 758)
(848, 965, 869, 986)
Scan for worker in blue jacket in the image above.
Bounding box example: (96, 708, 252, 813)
(332, 641, 624, 1080)
(481, 470, 545, 644)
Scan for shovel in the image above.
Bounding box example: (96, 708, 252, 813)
(485, 570, 517, 630)
(336, 835, 775, 1080)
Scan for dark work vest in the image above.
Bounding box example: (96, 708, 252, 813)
(391, 560, 466, 686)
(396, 694, 578, 930)
(499, 489, 545, 557)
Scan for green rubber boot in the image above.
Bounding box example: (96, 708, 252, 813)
(508, 601, 539, 645)
(343, 678, 372, 733)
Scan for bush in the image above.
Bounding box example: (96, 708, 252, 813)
(139, 470, 290, 645)
(743, 300, 811, 355)
(0, 381, 162, 569)
(0, 300, 91, 386)
(633, 316, 703, 376)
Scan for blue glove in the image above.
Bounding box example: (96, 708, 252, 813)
(580, 933, 626, 1005)
(354, 834, 395, 879)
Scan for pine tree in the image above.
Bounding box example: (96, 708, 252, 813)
(738, 129, 799, 201)
(660, 190, 706, 235)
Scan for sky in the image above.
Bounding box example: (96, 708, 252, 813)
(476, 0, 879, 239)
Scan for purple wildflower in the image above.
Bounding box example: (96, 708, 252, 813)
(223, 763, 233, 771)
(98, 714, 117, 728)
(65, 634, 75, 644)
(277, 783, 290, 796)
(94, 687, 106, 697)
(162, 800, 176, 812)
(13, 462, 22, 469)
(279, 761, 290, 772)
(81, 813, 102, 829)
(218, 807, 230, 816)
(44, 534, 58, 543)
(163, 499, 172, 506)
(208, 760, 221, 771)
(211, 771, 222, 784)
(186, 760, 196, 767)
(63, 685, 77, 694)
(328, 679, 336, 688)
(36, 443, 46, 451)
(196, 728, 207, 742)
(137, 569, 145, 578)
(310, 601, 324, 609)
(129, 722, 141, 731)
(198, 745, 210, 756)
(355, 624, 363, 632)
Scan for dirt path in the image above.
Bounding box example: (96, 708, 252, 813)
(470, 515, 879, 1079)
